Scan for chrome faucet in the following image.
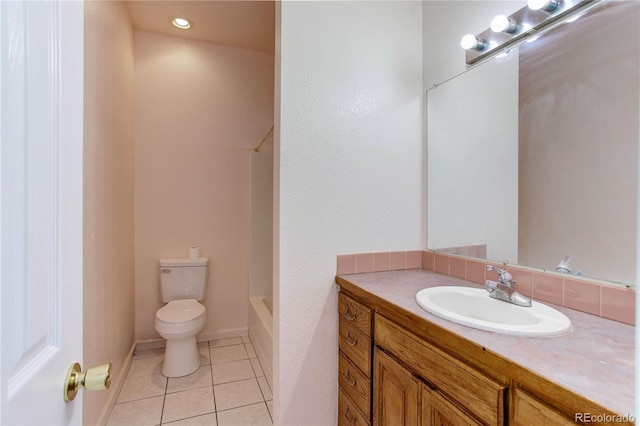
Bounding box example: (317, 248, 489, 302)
(485, 265, 532, 307)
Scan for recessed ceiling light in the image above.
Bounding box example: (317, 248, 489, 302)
(170, 17, 192, 30)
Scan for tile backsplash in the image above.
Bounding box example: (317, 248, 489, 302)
(336, 250, 635, 326)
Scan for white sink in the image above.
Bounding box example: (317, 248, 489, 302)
(416, 286, 572, 337)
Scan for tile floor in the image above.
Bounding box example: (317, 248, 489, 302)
(107, 336, 273, 426)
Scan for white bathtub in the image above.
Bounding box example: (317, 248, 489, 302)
(249, 296, 273, 389)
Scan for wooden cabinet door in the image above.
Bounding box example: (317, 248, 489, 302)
(513, 389, 576, 426)
(373, 348, 420, 426)
(422, 384, 481, 426)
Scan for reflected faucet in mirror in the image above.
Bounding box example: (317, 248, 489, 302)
(555, 256, 582, 276)
(486, 265, 532, 307)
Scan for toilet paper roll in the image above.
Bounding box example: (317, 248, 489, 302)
(189, 246, 200, 260)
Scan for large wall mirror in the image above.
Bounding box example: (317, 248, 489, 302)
(427, 0, 639, 286)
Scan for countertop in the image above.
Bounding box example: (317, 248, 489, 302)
(336, 269, 636, 418)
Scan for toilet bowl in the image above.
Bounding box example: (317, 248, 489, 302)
(155, 299, 206, 377)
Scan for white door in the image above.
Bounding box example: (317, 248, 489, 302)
(0, 0, 84, 424)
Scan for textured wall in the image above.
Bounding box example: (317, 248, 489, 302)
(134, 31, 274, 342)
(275, 2, 423, 423)
(83, 1, 136, 424)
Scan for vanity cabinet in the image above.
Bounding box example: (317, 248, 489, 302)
(513, 388, 576, 425)
(338, 293, 373, 425)
(337, 273, 635, 426)
(375, 314, 506, 425)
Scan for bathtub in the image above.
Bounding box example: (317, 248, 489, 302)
(249, 296, 273, 389)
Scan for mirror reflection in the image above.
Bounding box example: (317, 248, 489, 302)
(427, 0, 639, 286)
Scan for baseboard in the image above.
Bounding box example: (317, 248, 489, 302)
(95, 341, 136, 426)
(133, 327, 249, 353)
(197, 327, 248, 343)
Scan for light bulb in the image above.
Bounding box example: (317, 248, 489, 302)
(171, 17, 192, 29)
(528, 0, 560, 12)
(460, 34, 486, 51)
(490, 15, 518, 33)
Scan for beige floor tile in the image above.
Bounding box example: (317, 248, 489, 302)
(211, 360, 255, 384)
(266, 400, 273, 421)
(116, 374, 167, 403)
(162, 387, 216, 424)
(209, 345, 248, 364)
(249, 358, 263, 377)
(214, 379, 264, 411)
(162, 413, 217, 426)
(256, 377, 272, 401)
(167, 366, 213, 394)
(128, 355, 164, 378)
(209, 337, 243, 348)
(244, 343, 257, 358)
(199, 346, 211, 366)
(217, 402, 272, 426)
(134, 347, 165, 359)
(241, 335, 251, 344)
(106, 396, 164, 426)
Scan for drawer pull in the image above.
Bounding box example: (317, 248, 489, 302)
(344, 331, 358, 346)
(343, 307, 357, 321)
(344, 370, 357, 386)
(344, 406, 357, 424)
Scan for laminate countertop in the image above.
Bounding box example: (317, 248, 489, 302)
(336, 269, 636, 419)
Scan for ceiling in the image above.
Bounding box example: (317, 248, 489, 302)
(126, 1, 275, 54)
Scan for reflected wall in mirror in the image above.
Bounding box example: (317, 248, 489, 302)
(427, 0, 639, 286)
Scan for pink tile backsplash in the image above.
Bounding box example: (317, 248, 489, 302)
(533, 273, 564, 306)
(449, 256, 466, 280)
(355, 253, 374, 274)
(407, 251, 422, 269)
(466, 259, 486, 284)
(373, 252, 390, 272)
(564, 278, 600, 316)
(434, 253, 450, 275)
(601, 285, 636, 325)
(422, 251, 435, 271)
(507, 267, 533, 298)
(336, 250, 635, 326)
(336, 254, 356, 275)
(390, 251, 406, 270)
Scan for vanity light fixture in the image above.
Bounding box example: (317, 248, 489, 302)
(170, 17, 192, 30)
(460, 34, 487, 51)
(490, 15, 519, 33)
(528, 0, 561, 12)
(461, 0, 605, 65)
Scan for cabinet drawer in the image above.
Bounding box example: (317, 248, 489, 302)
(339, 352, 371, 418)
(513, 389, 576, 425)
(339, 388, 371, 426)
(375, 315, 506, 426)
(338, 292, 372, 337)
(339, 319, 372, 377)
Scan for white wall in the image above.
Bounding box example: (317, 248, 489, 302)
(134, 31, 274, 342)
(275, 1, 423, 423)
(83, 2, 135, 424)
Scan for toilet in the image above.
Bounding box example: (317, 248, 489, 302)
(155, 257, 208, 377)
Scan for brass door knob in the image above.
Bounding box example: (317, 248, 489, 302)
(64, 362, 112, 402)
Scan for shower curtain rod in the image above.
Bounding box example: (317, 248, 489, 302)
(253, 124, 274, 152)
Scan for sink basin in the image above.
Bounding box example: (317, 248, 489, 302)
(416, 286, 572, 337)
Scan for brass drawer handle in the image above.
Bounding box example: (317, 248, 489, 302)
(344, 406, 357, 424)
(344, 331, 358, 346)
(343, 307, 357, 321)
(344, 370, 357, 386)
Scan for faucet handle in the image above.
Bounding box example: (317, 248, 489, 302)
(486, 265, 513, 285)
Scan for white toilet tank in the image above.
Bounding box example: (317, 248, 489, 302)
(159, 257, 208, 303)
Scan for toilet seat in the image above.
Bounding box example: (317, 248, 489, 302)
(156, 299, 205, 324)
